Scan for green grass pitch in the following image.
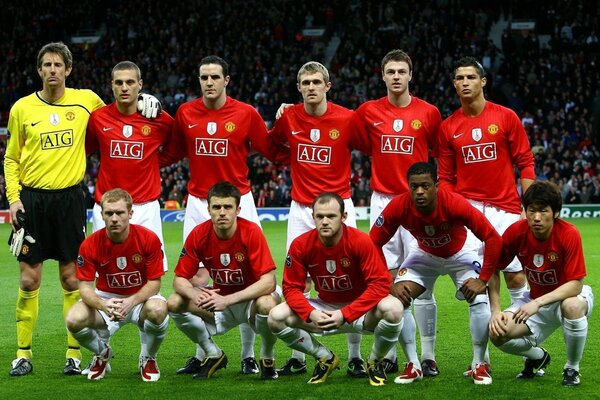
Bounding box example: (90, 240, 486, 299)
(0, 219, 597, 399)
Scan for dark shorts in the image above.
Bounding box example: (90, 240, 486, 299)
(18, 185, 86, 264)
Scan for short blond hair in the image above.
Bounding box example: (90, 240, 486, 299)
(101, 188, 133, 211)
(297, 61, 330, 83)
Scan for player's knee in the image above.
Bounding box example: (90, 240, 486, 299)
(503, 271, 527, 289)
(267, 303, 291, 331)
(167, 293, 186, 313)
(65, 304, 89, 332)
(414, 290, 435, 304)
(561, 296, 587, 319)
(144, 299, 169, 324)
(255, 294, 279, 315)
(378, 295, 403, 323)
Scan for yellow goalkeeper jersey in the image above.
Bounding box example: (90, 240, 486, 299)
(5, 88, 105, 203)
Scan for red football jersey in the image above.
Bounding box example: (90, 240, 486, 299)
(370, 189, 501, 271)
(352, 96, 441, 195)
(174, 218, 276, 296)
(269, 103, 355, 205)
(283, 225, 391, 323)
(86, 103, 174, 203)
(437, 101, 535, 213)
(167, 96, 274, 198)
(489, 219, 587, 299)
(77, 224, 165, 296)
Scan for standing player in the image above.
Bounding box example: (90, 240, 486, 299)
(168, 182, 280, 380)
(436, 56, 536, 374)
(65, 189, 168, 381)
(86, 61, 173, 264)
(4, 42, 105, 377)
(468, 181, 592, 386)
(351, 49, 442, 375)
(268, 61, 367, 377)
(370, 162, 501, 385)
(164, 55, 281, 375)
(268, 192, 404, 386)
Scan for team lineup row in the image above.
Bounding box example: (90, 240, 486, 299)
(5, 42, 591, 387)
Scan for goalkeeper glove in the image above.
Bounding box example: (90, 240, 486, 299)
(9, 228, 36, 257)
(137, 93, 162, 119)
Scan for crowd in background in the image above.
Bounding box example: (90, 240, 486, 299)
(0, 0, 598, 210)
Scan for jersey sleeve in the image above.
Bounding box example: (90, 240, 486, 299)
(369, 196, 404, 247)
(506, 111, 535, 180)
(173, 229, 202, 279)
(282, 240, 314, 322)
(76, 238, 99, 282)
(560, 227, 587, 281)
(425, 107, 442, 158)
(436, 121, 457, 192)
(348, 109, 371, 155)
(5, 103, 26, 203)
(85, 111, 101, 155)
(247, 225, 277, 277)
(144, 230, 166, 280)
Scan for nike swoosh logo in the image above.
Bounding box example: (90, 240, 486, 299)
(291, 130, 302, 135)
(31, 121, 41, 126)
(453, 133, 464, 139)
(308, 264, 318, 268)
(102, 127, 113, 132)
(373, 121, 384, 126)
(204, 256, 213, 260)
(100, 261, 110, 267)
(188, 124, 198, 129)
(518, 252, 526, 257)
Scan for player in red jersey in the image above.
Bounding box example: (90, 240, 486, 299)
(167, 181, 280, 380)
(351, 49, 442, 376)
(463, 181, 593, 386)
(65, 189, 168, 382)
(370, 162, 501, 385)
(268, 61, 367, 376)
(163, 56, 280, 375)
(435, 56, 536, 372)
(268, 192, 403, 386)
(86, 61, 173, 267)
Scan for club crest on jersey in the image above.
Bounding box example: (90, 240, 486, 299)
(235, 252, 245, 262)
(66, 111, 75, 121)
(548, 252, 559, 262)
(329, 129, 340, 140)
(141, 125, 151, 136)
(207, 122, 217, 135)
(533, 254, 544, 268)
(50, 113, 60, 126)
(116, 257, 127, 270)
(326, 260, 336, 273)
(220, 253, 231, 267)
(471, 128, 482, 142)
(341, 257, 351, 268)
(225, 121, 235, 132)
(393, 119, 403, 132)
(310, 129, 320, 142)
(411, 119, 422, 130)
(123, 125, 133, 138)
(424, 225, 435, 236)
(132, 254, 143, 263)
(488, 124, 499, 135)
(375, 214, 384, 227)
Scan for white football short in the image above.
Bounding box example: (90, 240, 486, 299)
(370, 191, 416, 270)
(394, 246, 483, 301)
(204, 287, 282, 336)
(505, 285, 594, 345)
(183, 192, 261, 241)
(465, 199, 522, 273)
(95, 289, 166, 336)
(287, 198, 356, 251)
(93, 200, 168, 271)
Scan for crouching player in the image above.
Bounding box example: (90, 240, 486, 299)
(371, 162, 502, 385)
(168, 181, 281, 380)
(466, 181, 593, 386)
(65, 189, 168, 381)
(268, 192, 404, 386)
